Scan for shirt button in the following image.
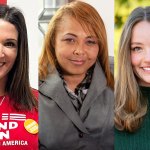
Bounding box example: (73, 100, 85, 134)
(79, 132, 83, 138)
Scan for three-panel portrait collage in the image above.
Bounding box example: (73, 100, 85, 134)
(0, 0, 150, 149)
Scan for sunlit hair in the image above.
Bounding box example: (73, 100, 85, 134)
(39, 1, 114, 89)
(0, 5, 37, 111)
(115, 6, 150, 132)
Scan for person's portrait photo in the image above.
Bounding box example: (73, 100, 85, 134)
(0, 3, 38, 150)
(115, 6, 150, 150)
(39, 1, 114, 150)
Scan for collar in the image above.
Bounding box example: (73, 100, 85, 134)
(39, 62, 107, 134)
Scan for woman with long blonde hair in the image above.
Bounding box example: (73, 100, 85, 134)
(115, 6, 150, 149)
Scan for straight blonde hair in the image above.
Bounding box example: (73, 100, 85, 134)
(115, 6, 150, 132)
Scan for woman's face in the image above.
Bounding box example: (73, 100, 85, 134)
(55, 15, 99, 77)
(0, 19, 18, 83)
(131, 21, 150, 86)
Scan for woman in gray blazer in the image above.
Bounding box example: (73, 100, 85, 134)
(39, 1, 114, 150)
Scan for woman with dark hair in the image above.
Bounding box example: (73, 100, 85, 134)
(115, 6, 150, 149)
(39, 1, 114, 150)
(0, 4, 38, 150)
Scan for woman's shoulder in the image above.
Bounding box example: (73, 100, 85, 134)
(31, 88, 38, 100)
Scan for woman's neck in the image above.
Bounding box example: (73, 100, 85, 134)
(63, 74, 86, 92)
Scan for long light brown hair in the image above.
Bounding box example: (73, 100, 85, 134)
(39, 1, 114, 89)
(0, 5, 37, 111)
(115, 6, 150, 132)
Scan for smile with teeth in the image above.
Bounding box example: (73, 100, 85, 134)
(142, 67, 150, 71)
(0, 62, 6, 67)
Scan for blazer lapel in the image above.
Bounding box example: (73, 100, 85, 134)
(40, 71, 89, 134)
(80, 62, 107, 119)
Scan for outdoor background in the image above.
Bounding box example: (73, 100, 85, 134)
(5, 0, 114, 89)
(115, 0, 150, 75)
(2, 0, 150, 86)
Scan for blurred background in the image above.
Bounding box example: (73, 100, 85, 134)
(115, 0, 150, 74)
(2, 0, 114, 89)
(1, 0, 149, 86)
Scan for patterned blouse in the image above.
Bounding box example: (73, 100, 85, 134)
(58, 65, 94, 112)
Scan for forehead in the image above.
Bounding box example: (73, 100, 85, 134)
(131, 21, 150, 41)
(56, 15, 95, 36)
(0, 19, 18, 40)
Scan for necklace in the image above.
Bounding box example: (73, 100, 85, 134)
(0, 96, 5, 106)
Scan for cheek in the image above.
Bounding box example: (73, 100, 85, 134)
(88, 48, 99, 60)
(7, 51, 17, 65)
(55, 44, 73, 60)
(55, 49, 68, 62)
(12, 54, 17, 64)
(131, 53, 141, 67)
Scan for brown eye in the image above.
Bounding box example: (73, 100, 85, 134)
(4, 41, 17, 48)
(87, 40, 97, 45)
(65, 38, 75, 43)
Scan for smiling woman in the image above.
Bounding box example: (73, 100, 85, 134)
(39, 1, 114, 150)
(0, 20, 18, 90)
(0, 4, 38, 150)
(54, 15, 99, 91)
(131, 21, 150, 87)
(115, 6, 150, 150)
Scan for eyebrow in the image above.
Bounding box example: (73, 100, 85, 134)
(64, 33, 96, 39)
(64, 33, 77, 37)
(131, 42, 142, 45)
(5, 39, 18, 42)
(86, 36, 97, 39)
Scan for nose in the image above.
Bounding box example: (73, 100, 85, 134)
(73, 42, 85, 56)
(144, 49, 150, 62)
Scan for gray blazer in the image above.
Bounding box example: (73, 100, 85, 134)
(39, 61, 114, 150)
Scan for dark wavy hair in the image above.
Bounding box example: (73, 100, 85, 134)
(0, 4, 37, 111)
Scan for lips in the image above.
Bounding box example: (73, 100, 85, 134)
(142, 67, 150, 72)
(69, 59, 85, 65)
(0, 62, 6, 67)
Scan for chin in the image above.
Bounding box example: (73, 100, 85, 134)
(68, 70, 87, 76)
(139, 79, 150, 87)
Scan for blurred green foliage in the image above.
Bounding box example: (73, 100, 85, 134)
(115, 0, 150, 75)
